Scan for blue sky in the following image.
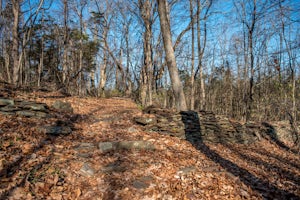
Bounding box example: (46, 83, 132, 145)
(18, 0, 300, 78)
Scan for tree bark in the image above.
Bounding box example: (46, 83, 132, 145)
(12, 0, 20, 85)
(62, 0, 69, 85)
(157, 0, 187, 111)
(246, 0, 256, 121)
(139, 0, 153, 107)
(196, 0, 209, 110)
(189, 0, 195, 110)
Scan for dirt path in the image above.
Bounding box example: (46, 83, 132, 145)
(0, 91, 299, 199)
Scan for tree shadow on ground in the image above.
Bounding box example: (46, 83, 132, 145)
(261, 122, 297, 153)
(0, 134, 57, 199)
(181, 111, 299, 199)
(223, 144, 300, 187)
(0, 103, 75, 199)
(98, 148, 157, 200)
(253, 148, 300, 169)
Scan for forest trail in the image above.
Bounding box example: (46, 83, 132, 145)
(0, 90, 299, 200)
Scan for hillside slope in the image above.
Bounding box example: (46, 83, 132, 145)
(0, 89, 299, 199)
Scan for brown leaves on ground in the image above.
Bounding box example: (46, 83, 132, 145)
(0, 90, 299, 200)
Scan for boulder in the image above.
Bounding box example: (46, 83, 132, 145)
(52, 100, 73, 113)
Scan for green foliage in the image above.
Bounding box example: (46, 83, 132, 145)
(70, 29, 89, 41)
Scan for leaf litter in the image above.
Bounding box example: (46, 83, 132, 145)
(0, 90, 299, 199)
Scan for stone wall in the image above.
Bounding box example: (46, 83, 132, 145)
(135, 106, 297, 145)
(0, 98, 74, 136)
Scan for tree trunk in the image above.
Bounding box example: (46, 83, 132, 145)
(79, 37, 83, 95)
(139, 0, 153, 107)
(99, 53, 107, 97)
(189, 0, 195, 110)
(4, 48, 11, 83)
(247, 31, 254, 121)
(246, 0, 257, 121)
(99, 27, 108, 97)
(125, 19, 132, 97)
(62, 0, 69, 85)
(38, 10, 44, 87)
(196, 0, 208, 110)
(157, 0, 187, 111)
(12, 0, 20, 85)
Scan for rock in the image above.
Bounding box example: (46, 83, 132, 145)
(76, 143, 95, 150)
(0, 111, 15, 116)
(34, 111, 51, 118)
(177, 166, 197, 175)
(39, 126, 72, 136)
(98, 141, 155, 153)
(77, 153, 92, 158)
(0, 105, 20, 112)
(16, 110, 50, 118)
(79, 163, 95, 177)
(75, 143, 95, 158)
(98, 142, 115, 153)
(101, 162, 126, 173)
(128, 126, 138, 133)
(23, 103, 48, 112)
(117, 141, 155, 150)
(132, 180, 149, 190)
(132, 176, 154, 190)
(134, 116, 157, 125)
(16, 110, 36, 117)
(0, 98, 14, 106)
(52, 100, 73, 113)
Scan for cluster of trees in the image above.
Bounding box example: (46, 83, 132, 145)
(0, 0, 299, 121)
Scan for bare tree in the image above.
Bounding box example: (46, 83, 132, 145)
(138, 0, 154, 106)
(196, 0, 212, 110)
(62, 0, 69, 85)
(73, 0, 88, 95)
(157, 0, 187, 111)
(189, 0, 195, 110)
(11, 0, 20, 85)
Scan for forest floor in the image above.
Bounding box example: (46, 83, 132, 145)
(0, 89, 299, 200)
